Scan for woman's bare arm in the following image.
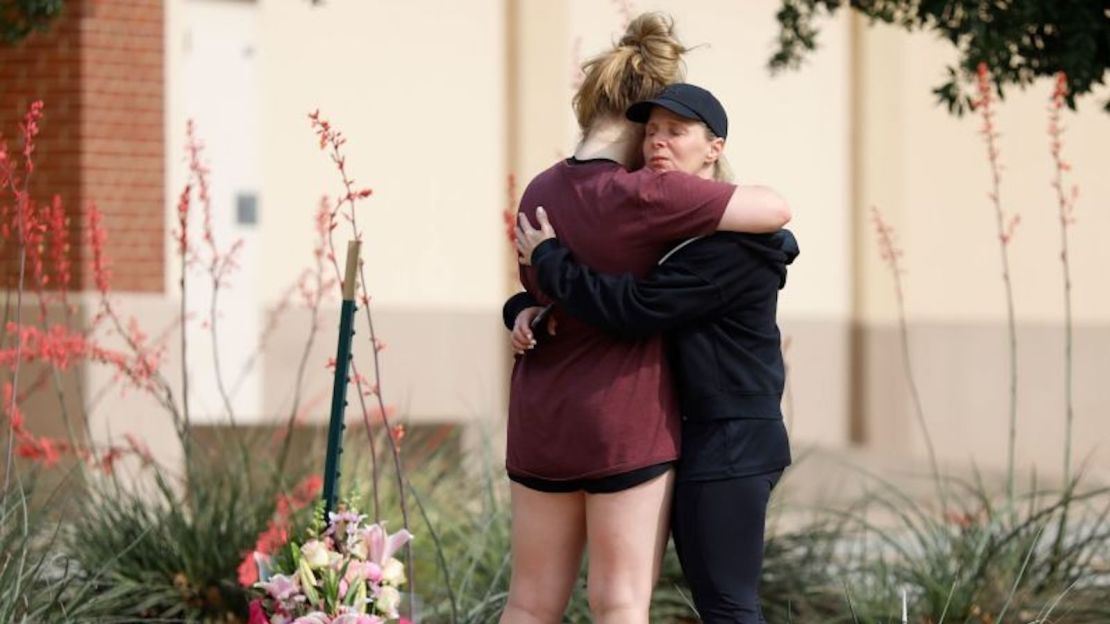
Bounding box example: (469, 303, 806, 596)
(716, 185, 791, 233)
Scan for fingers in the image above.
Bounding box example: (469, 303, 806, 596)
(518, 210, 550, 239)
(515, 214, 534, 265)
(536, 207, 556, 238)
(514, 236, 530, 265)
(512, 327, 536, 354)
(511, 326, 534, 354)
(517, 212, 536, 234)
(545, 313, 558, 336)
(512, 307, 540, 355)
(515, 209, 556, 266)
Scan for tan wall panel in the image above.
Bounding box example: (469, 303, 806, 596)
(256, 0, 508, 310)
(779, 318, 852, 446)
(857, 21, 1110, 324)
(260, 306, 508, 429)
(859, 320, 1110, 476)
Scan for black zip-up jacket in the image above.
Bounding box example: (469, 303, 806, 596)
(503, 230, 799, 480)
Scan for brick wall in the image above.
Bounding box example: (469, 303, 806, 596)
(0, 0, 165, 293)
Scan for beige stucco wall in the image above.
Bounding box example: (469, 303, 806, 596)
(255, 0, 509, 311)
(252, 0, 512, 429)
(91, 0, 513, 462)
(71, 1, 1109, 481)
(854, 18, 1110, 478)
(856, 20, 1110, 324)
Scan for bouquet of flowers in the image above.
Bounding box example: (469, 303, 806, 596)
(248, 504, 413, 624)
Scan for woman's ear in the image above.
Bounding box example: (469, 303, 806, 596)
(704, 137, 725, 164)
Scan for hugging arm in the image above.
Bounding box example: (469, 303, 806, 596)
(529, 238, 734, 339)
(717, 185, 791, 234)
(502, 291, 541, 329)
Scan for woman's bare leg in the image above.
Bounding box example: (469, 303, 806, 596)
(584, 469, 674, 624)
(500, 483, 587, 624)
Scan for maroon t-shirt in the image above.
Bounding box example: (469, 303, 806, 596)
(507, 159, 734, 480)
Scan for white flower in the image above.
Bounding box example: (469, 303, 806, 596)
(348, 538, 368, 560)
(381, 557, 406, 586)
(301, 539, 331, 570)
(375, 585, 402, 618)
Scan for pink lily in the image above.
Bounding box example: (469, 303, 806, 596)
(257, 574, 299, 603)
(362, 524, 412, 566)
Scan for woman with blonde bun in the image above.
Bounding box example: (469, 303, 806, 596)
(512, 83, 796, 624)
(501, 13, 790, 624)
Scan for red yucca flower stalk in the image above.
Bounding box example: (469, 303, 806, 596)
(174, 176, 193, 449)
(87, 203, 111, 299)
(1048, 72, 1079, 487)
(871, 207, 944, 511)
(47, 196, 72, 307)
(19, 198, 49, 321)
(1048, 72, 1082, 573)
(184, 121, 246, 423)
(185, 121, 215, 253)
(0, 105, 173, 479)
(975, 62, 1020, 505)
(3, 100, 44, 491)
(305, 115, 391, 523)
(308, 109, 414, 607)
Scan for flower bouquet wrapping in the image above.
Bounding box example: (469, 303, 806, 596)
(249, 505, 413, 624)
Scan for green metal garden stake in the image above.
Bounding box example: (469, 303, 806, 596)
(322, 240, 361, 517)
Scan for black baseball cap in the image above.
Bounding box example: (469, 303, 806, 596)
(626, 83, 728, 139)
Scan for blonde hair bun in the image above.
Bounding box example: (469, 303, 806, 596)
(573, 12, 688, 132)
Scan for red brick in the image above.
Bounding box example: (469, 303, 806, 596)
(0, 0, 165, 294)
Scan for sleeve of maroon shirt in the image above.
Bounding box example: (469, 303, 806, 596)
(632, 170, 735, 245)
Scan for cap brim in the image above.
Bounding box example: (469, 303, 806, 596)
(625, 97, 703, 125)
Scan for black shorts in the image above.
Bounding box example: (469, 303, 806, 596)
(508, 461, 673, 494)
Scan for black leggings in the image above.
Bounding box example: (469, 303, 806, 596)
(671, 470, 782, 624)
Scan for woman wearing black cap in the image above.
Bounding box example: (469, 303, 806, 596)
(500, 14, 792, 624)
(508, 84, 795, 624)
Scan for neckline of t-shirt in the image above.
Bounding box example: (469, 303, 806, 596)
(565, 156, 621, 167)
